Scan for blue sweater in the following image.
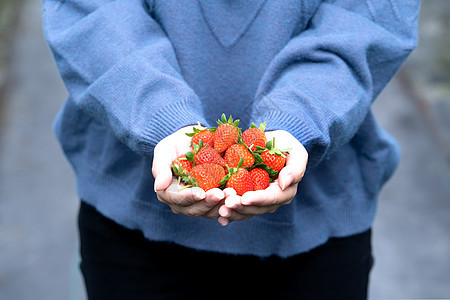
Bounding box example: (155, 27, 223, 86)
(42, 0, 419, 257)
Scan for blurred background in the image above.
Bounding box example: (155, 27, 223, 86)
(0, 1, 449, 299)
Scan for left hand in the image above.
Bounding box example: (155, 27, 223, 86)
(152, 125, 225, 218)
(217, 130, 308, 226)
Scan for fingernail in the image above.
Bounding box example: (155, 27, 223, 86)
(214, 190, 225, 200)
(219, 206, 231, 217)
(218, 217, 229, 227)
(224, 198, 234, 208)
(192, 187, 206, 199)
(241, 196, 251, 205)
(281, 174, 293, 191)
(154, 177, 161, 192)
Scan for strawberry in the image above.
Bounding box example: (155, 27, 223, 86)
(193, 129, 215, 148)
(186, 123, 215, 147)
(249, 168, 270, 191)
(187, 163, 226, 192)
(242, 122, 267, 151)
(225, 168, 253, 196)
(220, 158, 253, 196)
(259, 138, 289, 173)
(213, 114, 240, 153)
(224, 144, 255, 168)
(171, 153, 194, 176)
(194, 145, 226, 167)
(260, 150, 286, 173)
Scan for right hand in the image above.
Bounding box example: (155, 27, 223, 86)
(217, 130, 308, 226)
(152, 125, 225, 218)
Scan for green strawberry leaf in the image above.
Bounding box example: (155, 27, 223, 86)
(259, 122, 267, 132)
(264, 165, 279, 178)
(219, 173, 231, 186)
(250, 121, 266, 131)
(192, 139, 205, 154)
(185, 151, 195, 162)
(253, 153, 264, 164)
(185, 126, 202, 137)
(250, 162, 279, 178)
(237, 157, 244, 169)
(171, 164, 178, 174)
(220, 113, 227, 124)
(171, 164, 187, 177)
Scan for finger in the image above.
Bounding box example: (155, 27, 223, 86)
(222, 209, 252, 222)
(219, 204, 233, 218)
(219, 195, 244, 217)
(278, 147, 308, 190)
(224, 195, 243, 210)
(203, 203, 222, 219)
(157, 183, 205, 207)
(218, 210, 252, 226)
(154, 168, 174, 192)
(223, 188, 237, 198)
(173, 198, 220, 217)
(193, 189, 224, 218)
(152, 144, 175, 192)
(219, 197, 245, 218)
(164, 186, 225, 217)
(224, 203, 281, 216)
(218, 217, 230, 226)
(241, 184, 297, 207)
(205, 188, 225, 206)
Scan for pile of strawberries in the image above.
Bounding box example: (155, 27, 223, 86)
(171, 114, 289, 196)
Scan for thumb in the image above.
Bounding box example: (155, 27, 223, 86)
(154, 167, 173, 192)
(152, 144, 175, 192)
(278, 146, 308, 190)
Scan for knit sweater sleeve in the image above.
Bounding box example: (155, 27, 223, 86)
(251, 0, 420, 167)
(42, 0, 207, 157)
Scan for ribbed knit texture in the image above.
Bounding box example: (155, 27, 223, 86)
(43, 0, 419, 257)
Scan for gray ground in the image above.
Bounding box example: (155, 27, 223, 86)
(0, 1, 449, 299)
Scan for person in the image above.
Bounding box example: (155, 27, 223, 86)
(42, 0, 420, 299)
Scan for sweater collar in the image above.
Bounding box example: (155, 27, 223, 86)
(198, 0, 267, 48)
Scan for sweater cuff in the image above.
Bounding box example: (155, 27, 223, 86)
(136, 97, 208, 156)
(251, 93, 330, 167)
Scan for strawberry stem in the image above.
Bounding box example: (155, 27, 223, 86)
(178, 184, 192, 191)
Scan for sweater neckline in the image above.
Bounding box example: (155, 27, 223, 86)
(198, 0, 267, 48)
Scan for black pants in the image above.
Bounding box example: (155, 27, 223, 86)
(78, 201, 373, 300)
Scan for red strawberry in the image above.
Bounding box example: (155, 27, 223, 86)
(192, 129, 214, 148)
(260, 150, 286, 172)
(259, 138, 289, 172)
(189, 163, 226, 192)
(194, 146, 226, 167)
(186, 125, 215, 147)
(224, 144, 255, 168)
(225, 168, 253, 196)
(171, 153, 194, 176)
(213, 114, 240, 153)
(249, 168, 270, 191)
(242, 122, 267, 151)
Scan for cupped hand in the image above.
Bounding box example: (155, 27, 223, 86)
(152, 125, 225, 218)
(217, 130, 308, 226)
